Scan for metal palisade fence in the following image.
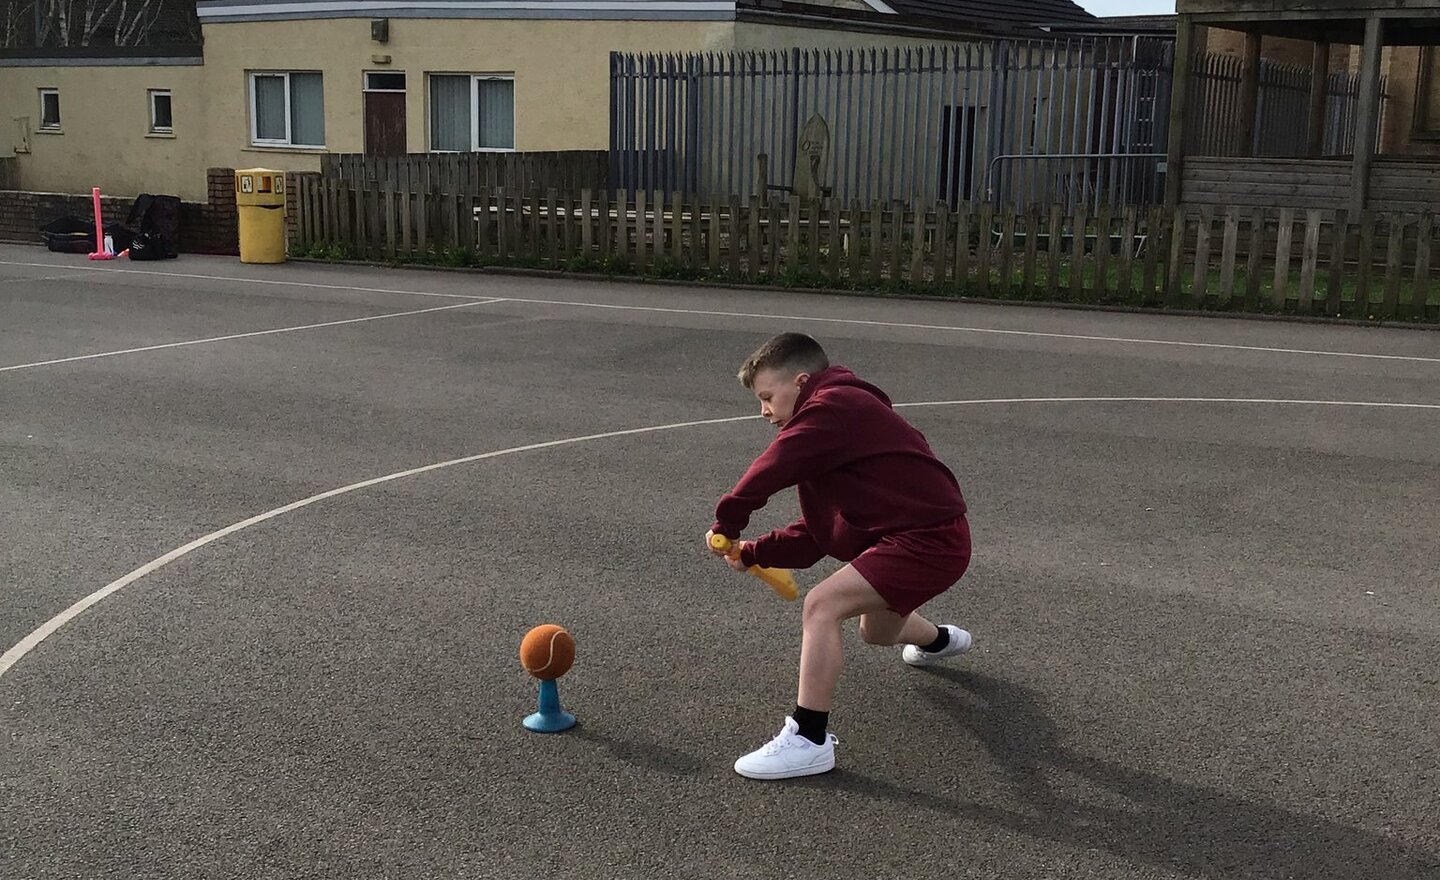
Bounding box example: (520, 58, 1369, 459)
(610, 38, 1174, 211)
(610, 38, 1381, 211)
(1189, 54, 1383, 158)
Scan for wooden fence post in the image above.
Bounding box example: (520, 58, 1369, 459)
(1047, 204, 1064, 297)
(977, 203, 994, 295)
(1244, 208, 1266, 307)
(1271, 207, 1295, 309)
(1298, 210, 1323, 313)
(954, 207, 971, 290)
(1218, 208, 1240, 305)
(1382, 215, 1406, 319)
(934, 203, 950, 286)
(1414, 213, 1434, 320)
(1191, 207, 1213, 305)
(998, 205, 1016, 293)
(1355, 211, 1376, 317)
(1117, 206, 1137, 301)
(910, 202, 927, 286)
(1023, 205, 1040, 294)
(1326, 208, 1349, 314)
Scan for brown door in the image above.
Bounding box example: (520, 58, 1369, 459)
(364, 73, 407, 156)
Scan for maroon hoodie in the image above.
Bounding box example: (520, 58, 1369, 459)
(712, 366, 967, 569)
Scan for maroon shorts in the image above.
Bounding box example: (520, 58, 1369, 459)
(850, 516, 972, 616)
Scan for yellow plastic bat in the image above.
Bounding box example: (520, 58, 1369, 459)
(709, 534, 799, 601)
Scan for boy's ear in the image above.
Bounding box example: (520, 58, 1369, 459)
(795, 372, 810, 387)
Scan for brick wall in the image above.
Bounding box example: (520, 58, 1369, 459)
(0, 168, 239, 255)
(186, 167, 240, 255)
(284, 172, 310, 245)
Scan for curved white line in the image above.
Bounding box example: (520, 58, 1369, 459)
(0, 300, 505, 373)
(1, 395, 1436, 680)
(0, 414, 749, 679)
(2, 257, 1436, 365)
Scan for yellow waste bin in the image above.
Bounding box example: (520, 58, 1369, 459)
(235, 168, 287, 264)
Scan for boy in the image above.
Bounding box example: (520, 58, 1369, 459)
(706, 332, 973, 780)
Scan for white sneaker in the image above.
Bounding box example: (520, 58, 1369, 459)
(901, 625, 973, 667)
(733, 717, 837, 780)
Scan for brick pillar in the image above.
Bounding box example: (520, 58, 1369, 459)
(285, 172, 299, 248)
(195, 167, 239, 255)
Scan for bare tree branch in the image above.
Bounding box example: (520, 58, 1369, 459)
(114, 0, 160, 44)
(81, 0, 124, 45)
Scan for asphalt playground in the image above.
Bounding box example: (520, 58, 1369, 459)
(1, 241, 1437, 880)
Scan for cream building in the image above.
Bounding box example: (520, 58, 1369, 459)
(0, 0, 1096, 201)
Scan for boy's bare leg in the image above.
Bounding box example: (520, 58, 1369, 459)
(797, 564, 892, 711)
(859, 610, 939, 648)
(734, 565, 964, 779)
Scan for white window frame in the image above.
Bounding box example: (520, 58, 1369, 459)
(39, 88, 60, 131)
(471, 75, 514, 153)
(248, 70, 325, 148)
(428, 73, 515, 153)
(148, 89, 173, 134)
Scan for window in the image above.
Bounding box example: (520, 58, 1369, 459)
(149, 90, 173, 133)
(249, 71, 325, 147)
(365, 72, 406, 92)
(39, 89, 60, 130)
(429, 74, 514, 152)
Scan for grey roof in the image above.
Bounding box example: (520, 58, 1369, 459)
(882, 0, 1097, 27)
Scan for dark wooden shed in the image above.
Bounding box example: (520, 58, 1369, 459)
(1165, 1, 1440, 213)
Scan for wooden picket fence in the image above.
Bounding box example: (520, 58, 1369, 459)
(320, 151, 608, 195)
(291, 176, 1439, 321)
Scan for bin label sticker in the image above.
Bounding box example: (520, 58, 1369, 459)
(240, 175, 254, 194)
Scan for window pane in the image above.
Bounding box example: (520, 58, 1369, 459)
(289, 72, 325, 146)
(152, 93, 173, 130)
(430, 75, 471, 151)
(366, 72, 406, 91)
(476, 79, 514, 150)
(41, 91, 60, 128)
(253, 75, 286, 141)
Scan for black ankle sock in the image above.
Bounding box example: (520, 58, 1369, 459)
(921, 626, 950, 653)
(792, 705, 829, 745)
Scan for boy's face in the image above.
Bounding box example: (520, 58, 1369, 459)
(751, 368, 809, 428)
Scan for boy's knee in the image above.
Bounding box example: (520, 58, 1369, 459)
(801, 589, 840, 628)
(858, 618, 898, 646)
(800, 590, 824, 626)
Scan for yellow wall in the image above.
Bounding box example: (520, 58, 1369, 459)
(0, 18, 733, 199)
(733, 21, 981, 52)
(0, 64, 210, 200)
(202, 18, 732, 161)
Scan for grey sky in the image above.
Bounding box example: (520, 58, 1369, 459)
(1075, 1, 1176, 15)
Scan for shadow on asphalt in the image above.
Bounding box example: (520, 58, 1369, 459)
(798, 668, 1439, 880)
(571, 725, 707, 777)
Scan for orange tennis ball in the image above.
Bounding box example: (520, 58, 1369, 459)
(519, 624, 575, 680)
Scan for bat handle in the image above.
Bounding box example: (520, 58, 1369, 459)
(709, 533, 738, 556)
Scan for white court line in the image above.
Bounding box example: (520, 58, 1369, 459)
(0, 258, 489, 301)
(0, 272, 94, 285)
(2, 257, 1436, 365)
(2, 394, 1437, 681)
(0, 299, 507, 373)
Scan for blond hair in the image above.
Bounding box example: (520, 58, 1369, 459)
(737, 333, 829, 388)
